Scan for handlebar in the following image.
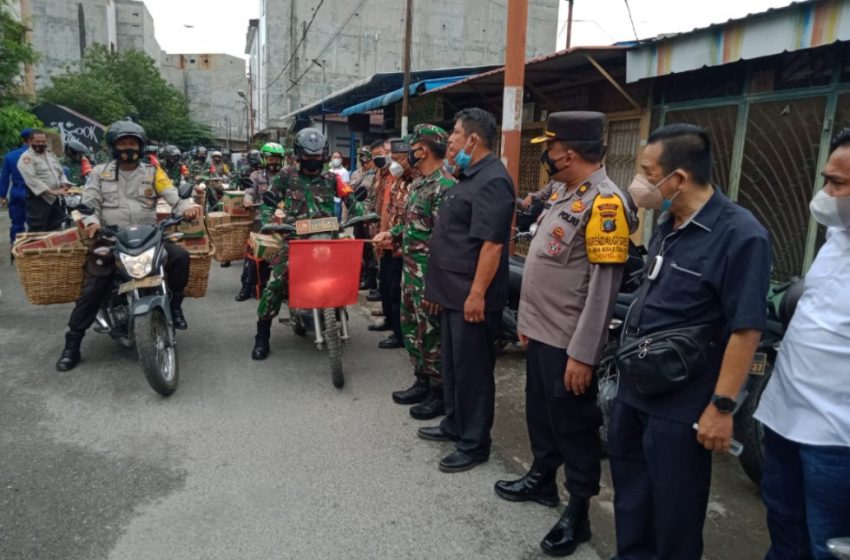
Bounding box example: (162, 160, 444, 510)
(260, 223, 297, 235)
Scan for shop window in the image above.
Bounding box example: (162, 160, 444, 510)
(663, 105, 738, 190)
(737, 97, 827, 281)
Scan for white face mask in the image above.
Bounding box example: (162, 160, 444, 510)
(331, 157, 342, 168)
(810, 189, 850, 229)
(389, 160, 404, 177)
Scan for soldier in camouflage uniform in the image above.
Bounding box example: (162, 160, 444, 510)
(62, 139, 92, 186)
(161, 145, 189, 185)
(251, 128, 365, 360)
(188, 146, 210, 180)
(376, 125, 456, 420)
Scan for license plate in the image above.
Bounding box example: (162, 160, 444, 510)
(118, 275, 163, 295)
(749, 352, 768, 376)
(295, 217, 339, 235)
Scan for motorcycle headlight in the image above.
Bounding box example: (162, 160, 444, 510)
(119, 247, 156, 279)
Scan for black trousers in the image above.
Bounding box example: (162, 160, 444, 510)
(26, 196, 64, 232)
(526, 339, 602, 498)
(240, 255, 270, 298)
(378, 252, 403, 341)
(439, 308, 500, 459)
(607, 398, 712, 560)
(354, 223, 377, 289)
(68, 244, 190, 334)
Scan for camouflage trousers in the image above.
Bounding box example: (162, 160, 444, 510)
(257, 244, 290, 320)
(401, 255, 441, 383)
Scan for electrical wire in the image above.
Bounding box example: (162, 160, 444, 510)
(262, 0, 327, 92)
(623, 0, 639, 41)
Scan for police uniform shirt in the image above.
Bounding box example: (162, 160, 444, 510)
(16, 147, 67, 204)
(82, 161, 194, 229)
(618, 188, 771, 423)
(424, 153, 515, 312)
(518, 166, 633, 365)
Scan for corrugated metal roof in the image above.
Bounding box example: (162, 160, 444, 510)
(340, 76, 473, 116)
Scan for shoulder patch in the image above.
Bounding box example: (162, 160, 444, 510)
(585, 193, 629, 264)
(153, 166, 173, 194)
(21, 156, 31, 164)
(577, 181, 591, 196)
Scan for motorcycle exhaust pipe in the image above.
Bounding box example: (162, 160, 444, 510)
(313, 308, 324, 348)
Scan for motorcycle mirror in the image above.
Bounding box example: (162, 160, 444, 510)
(177, 182, 194, 200)
(262, 190, 281, 207)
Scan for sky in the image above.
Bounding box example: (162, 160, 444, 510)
(142, 0, 798, 60)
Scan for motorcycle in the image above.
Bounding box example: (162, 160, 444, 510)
(201, 175, 232, 213)
(259, 189, 378, 389)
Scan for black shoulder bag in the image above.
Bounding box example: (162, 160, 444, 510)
(614, 258, 721, 397)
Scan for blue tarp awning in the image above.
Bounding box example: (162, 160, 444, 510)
(340, 76, 470, 116)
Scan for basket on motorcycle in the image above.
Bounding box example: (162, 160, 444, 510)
(206, 220, 252, 262)
(185, 245, 215, 298)
(12, 243, 87, 305)
(288, 239, 364, 309)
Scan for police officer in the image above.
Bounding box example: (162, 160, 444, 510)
(0, 128, 33, 246)
(236, 142, 282, 302)
(62, 139, 93, 186)
(251, 128, 365, 360)
(494, 112, 634, 557)
(55, 120, 202, 372)
(374, 125, 456, 420)
(17, 129, 70, 232)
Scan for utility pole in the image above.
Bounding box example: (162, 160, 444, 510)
(501, 0, 528, 189)
(247, 63, 255, 142)
(566, 0, 574, 49)
(400, 0, 413, 136)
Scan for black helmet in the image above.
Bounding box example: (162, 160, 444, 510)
(293, 128, 328, 159)
(64, 139, 90, 158)
(105, 120, 147, 150)
(162, 145, 182, 162)
(196, 146, 208, 159)
(247, 149, 262, 166)
(145, 145, 159, 154)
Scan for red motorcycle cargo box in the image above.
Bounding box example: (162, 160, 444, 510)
(288, 239, 364, 309)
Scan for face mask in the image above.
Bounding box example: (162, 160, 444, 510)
(454, 138, 478, 172)
(408, 148, 425, 168)
(540, 150, 565, 178)
(331, 157, 342, 168)
(32, 144, 47, 154)
(113, 148, 141, 163)
(373, 156, 387, 169)
(266, 163, 281, 173)
(627, 172, 679, 212)
(810, 189, 850, 229)
(389, 160, 404, 177)
(300, 158, 324, 174)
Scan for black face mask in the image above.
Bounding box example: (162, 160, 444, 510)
(113, 148, 141, 163)
(300, 158, 324, 174)
(407, 148, 425, 168)
(373, 156, 387, 169)
(266, 163, 281, 173)
(540, 150, 563, 178)
(32, 145, 47, 154)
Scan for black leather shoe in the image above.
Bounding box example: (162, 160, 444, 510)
(171, 293, 188, 330)
(410, 390, 445, 420)
(417, 426, 452, 441)
(366, 290, 381, 302)
(220, 261, 231, 268)
(56, 349, 81, 372)
(392, 377, 429, 404)
(368, 320, 390, 332)
(439, 450, 488, 473)
(235, 289, 252, 302)
(378, 335, 403, 349)
(495, 469, 559, 507)
(540, 497, 592, 557)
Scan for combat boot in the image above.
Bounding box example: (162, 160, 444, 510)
(170, 292, 188, 330)
(409, 383, 445, 420)
(252, 319, 272, 360)
(56, 330, 84, 372)
(540, 495, 592, 557)
(494, 465, 559, 506)
(392, 371, 429, 405)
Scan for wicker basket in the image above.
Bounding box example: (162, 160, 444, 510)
(12, 245, 87, 305)
(185, 246, 215, 298)
(207, 220, 252, 262)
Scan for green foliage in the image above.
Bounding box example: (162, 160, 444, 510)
(0, 0, 38, 104)
(40, 45, 213, 149)
(0, 104, 42, 153)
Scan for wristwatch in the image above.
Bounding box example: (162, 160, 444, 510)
(711, 394, 737, 414)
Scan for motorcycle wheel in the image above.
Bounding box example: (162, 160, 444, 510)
(290, 312, 307, 337)
(323, 308, 344, 388)
(734, 366, 772, 486)
(135, 308, 179, 396)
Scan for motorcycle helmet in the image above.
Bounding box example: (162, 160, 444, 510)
(293, 128, 328, 160)
(64, 139, 90, 159)
(105, 120, 148, 151)
(196, 146, 208, 159)
(162, 144, 182, 164)
(210, 150, 222, 159)
(260, 142, 285, 158)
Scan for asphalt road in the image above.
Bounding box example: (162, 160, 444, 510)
(0, 225, 603, 560)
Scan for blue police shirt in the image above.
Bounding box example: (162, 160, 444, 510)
(617, 188, 772, 423)
(0, 145, 28, 200)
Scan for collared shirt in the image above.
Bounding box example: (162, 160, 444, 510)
(755, 227, 850, 447)
(0, 145, 28, 200)
(16, 147, 67, 204)
(518, 167, 633, 364)
(424, 153, 515, 312)
(617, 188, 771, 423)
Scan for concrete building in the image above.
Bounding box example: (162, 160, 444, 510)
(161, 53, 249, 147)
(114, 0, 161, 63)
(249, 0, 559, 133)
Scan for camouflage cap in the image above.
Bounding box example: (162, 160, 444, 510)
(358, 146, 372, 160)
(408, 124, 448, 148)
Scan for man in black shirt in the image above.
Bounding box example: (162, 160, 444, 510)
(417, 108, 515, 473)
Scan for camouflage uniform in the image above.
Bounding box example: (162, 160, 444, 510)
(391, 164, 456, 382)
(256, 168, 365, 319)
(62, 156, 90, 186)
(163, 161, 189, 185)
(188, 159, 211, 179)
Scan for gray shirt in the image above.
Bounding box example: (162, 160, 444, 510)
(517, 166, 635, 364)
(16, 147, 68, 204)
